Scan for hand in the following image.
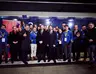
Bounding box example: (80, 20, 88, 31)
(23, 33, 27, 37)
(47, 44, 49, 47)
(15, 41, 18, 43)
(53, 45, 56, 47)
(58, 40, 62, 44)
(89, 39, 93, 42)
(39, 41, 43, 44)
(6, 44, 10, 47)
(13, 41, 18, 44)
(71, 40, 73, 43)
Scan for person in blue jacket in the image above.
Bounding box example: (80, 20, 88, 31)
(30, 27, 37, 60)
(0, 25, 8, 64)
(62, 25, 73, 62)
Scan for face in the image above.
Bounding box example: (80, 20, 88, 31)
(82, 26, 86, 30)
(33, 27, 37, 32)
(25, 25, 30, 31)
(1, 25, 6, 30)
(53, 28, 56, 32)
(74, 25, 78, 30)
(41, 25, 44, 30)
(38, 26, 40, 30)
(13, 26, 17, 32)
(62, 23, 66, 27)
(44, 26, 48, 30)
(65, 26, 69, 31)
(30, 25, 33, 29)
(49, 26, 53, 30)
(34, 24, 37, 28)
(88, 23, 94, 29)
(59, 29, 62, 33)
(56, 26, 58, 29)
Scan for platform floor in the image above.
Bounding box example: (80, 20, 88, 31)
(0, 64, 96, 74)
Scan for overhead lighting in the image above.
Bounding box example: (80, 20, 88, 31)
(45, 19, 51, 25)
(68, 19, 74, 22)
(68, 22, 74, 28)
(13, 19, 18, 21)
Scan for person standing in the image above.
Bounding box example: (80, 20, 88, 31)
(81, 25, 88, 61)
(62, 25, 73, 62)
(87, 23, 96, 63)
(72, 25, 80, 61)
(57, 29, 63, 60)
(74, 32, 82, 61)
(8, 26, 20, 63)
(47, 25, 57, 63)
(0, 25, 8, 64)
(36, 25, 45, 62)
(30, 27, 37, 60)
(21, 25, 31, 65)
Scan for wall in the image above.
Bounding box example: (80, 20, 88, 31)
(0, 11, 96, 18)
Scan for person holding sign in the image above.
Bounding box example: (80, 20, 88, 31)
(0, 25, 8, 64)
(62, 25, 73, 62)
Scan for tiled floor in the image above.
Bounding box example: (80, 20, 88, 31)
(0, 64, 96, 74)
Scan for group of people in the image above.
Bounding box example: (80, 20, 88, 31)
(0, 22, 96, 65)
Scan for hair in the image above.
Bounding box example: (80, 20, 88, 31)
(64, 25, 69, 27)
(2, 24, 6, 28)
(82, 25, 86, 27)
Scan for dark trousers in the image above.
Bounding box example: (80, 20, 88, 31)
(76, 51, 80, 61)
(88, 44, 96, 61)
(21, 50, 28, 64)
(37, 44, 45, 61)
(72, 42, 76, 60)
(0, 43, 8, 63)
(10, 44, 19, 62)
(56, 44, 63, 59)
(63, 43, 72, 61)
(48, 46, 56, 61)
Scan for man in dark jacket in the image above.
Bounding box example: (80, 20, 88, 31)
(21, 25, 31, 65)
(57, 29, 63, 60)
(43, 26, 49, 61)
(8, 26, 20, 63)
(72, 25, 80, 61)
(36, 25, 45, 62)
(87, 23, 96, 62)
(47, 25, 57, 63)
(81, 25, 88, 61)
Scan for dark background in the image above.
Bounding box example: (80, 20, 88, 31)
(0, 0, 96, 12)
